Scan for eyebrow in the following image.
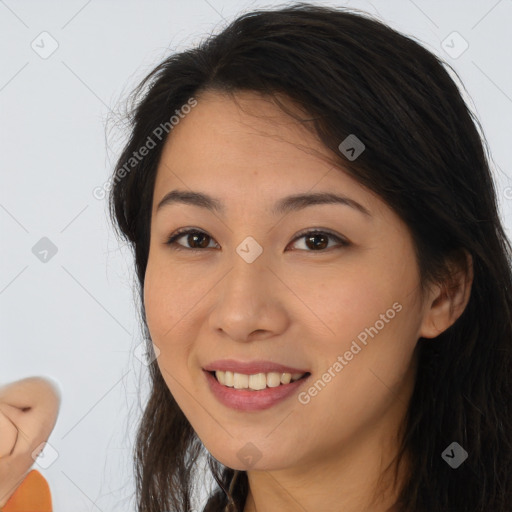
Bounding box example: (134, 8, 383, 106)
(156, 189, 372, 218)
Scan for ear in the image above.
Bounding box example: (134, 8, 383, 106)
(418, 250, 473, 339)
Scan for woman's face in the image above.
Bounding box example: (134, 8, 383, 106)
(143, 90, 437, 472)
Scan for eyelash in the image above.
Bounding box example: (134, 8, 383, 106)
(164, 227, 350, 252)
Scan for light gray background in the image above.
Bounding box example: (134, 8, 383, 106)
(1, 0, 511, 510)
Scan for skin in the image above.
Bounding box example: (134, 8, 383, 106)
(143, 90, 473, 512)
(0, 377, 61, 506)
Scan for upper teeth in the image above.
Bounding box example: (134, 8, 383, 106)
(215, 371, 306, 390)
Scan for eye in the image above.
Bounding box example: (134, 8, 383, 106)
(288, 229, 350, 251)
(165, 228, 350, 252)
(165, 228, 218, 251)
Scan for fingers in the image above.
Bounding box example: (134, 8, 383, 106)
(0, 377, 61, 506)
(0, 407, 18, 458)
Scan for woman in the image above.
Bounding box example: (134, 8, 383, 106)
(108, 3, 512, 511)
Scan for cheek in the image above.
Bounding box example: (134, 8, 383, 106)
(291, 260, 402, 345)
(294, 310, 419, 459)
(143, 255, 202, 339)
(143, 257, 202, 392)
(296, 257, 421, 412)
(143, 269, 164, 341)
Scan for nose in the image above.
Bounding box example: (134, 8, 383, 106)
(208, 247, 290, 343)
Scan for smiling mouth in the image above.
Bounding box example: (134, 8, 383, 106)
(207, 370, 311, 391)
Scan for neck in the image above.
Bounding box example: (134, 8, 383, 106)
(243, 438, 409, 512)
(241, 393, 412, 512)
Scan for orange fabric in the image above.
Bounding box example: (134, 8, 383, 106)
(2, 470, 52, 512)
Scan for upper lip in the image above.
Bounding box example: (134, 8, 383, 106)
(203, 359, 310, 375)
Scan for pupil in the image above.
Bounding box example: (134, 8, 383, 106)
(188, 233, 329, 250)
(306, 234, 328, 250)
(190, 233, 209, 248)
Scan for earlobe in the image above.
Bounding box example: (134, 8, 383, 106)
(418, 251, 473, 339)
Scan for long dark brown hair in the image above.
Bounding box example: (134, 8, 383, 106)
(108, 3, 512, 511)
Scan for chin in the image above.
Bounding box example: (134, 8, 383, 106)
(204, 439, 296, 472)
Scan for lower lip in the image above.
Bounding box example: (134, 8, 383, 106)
(203, 370, 310, 411)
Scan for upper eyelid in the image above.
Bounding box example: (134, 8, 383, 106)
(167, 227, 348, 249)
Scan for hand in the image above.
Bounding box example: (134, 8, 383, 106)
(0, 377, 60, 507)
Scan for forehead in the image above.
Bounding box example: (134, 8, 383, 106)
(152, 90, 381, 218)
(159, 90, 331, 172)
